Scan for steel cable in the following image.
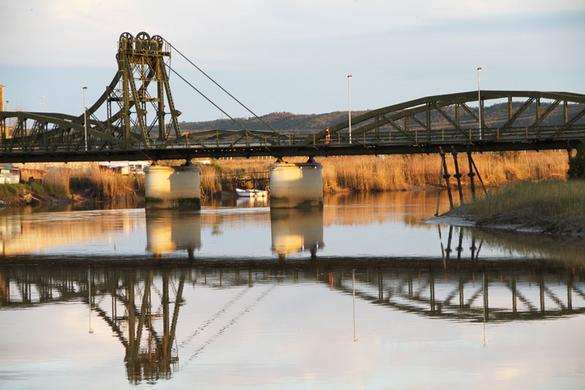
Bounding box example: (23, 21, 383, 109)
(164, 39, 277, 132)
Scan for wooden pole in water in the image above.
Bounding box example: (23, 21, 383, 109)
(466, 151, 476, 200)
(469, 154, 488, 196)
(434, 163, 443, 217)
(439, 149, 454, 209)
(452, 150, 464, 205)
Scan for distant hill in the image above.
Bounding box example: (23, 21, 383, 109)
(180, 102, 582, 133)
(180, 110, 368, 132)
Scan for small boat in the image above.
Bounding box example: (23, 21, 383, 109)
(235, 188, 269, 198)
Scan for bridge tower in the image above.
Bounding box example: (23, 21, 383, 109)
(111, 33, 201, 209)
(109, 32, 182, 147)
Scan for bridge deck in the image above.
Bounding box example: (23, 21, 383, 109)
(0, 125, 582, 163)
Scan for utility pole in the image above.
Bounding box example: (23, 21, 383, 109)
(347, 74, 352, 144)
(477, 67, 482, 141)
(82, 86, 88, 151)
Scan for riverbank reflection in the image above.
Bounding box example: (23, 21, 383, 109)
(0, 192, 582, 262)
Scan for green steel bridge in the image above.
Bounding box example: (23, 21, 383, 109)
(1, 32, 584, 163)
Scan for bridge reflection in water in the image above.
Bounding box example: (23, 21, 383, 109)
(0, 261, 583, 384)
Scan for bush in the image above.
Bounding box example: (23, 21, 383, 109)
(568, 143, 585, 179)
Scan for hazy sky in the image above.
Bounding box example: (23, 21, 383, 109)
(1, 0, 584, 121)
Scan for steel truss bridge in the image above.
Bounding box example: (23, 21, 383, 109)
(0, 32, 584, 163)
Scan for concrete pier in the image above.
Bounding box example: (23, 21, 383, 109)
(144, 165, 201, 209)
(269, 162, 323, 208)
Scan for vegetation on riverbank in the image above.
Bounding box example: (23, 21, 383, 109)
(198, 151, 567, 197)
(450, 180, 585, 237)
(1, 164, 144, 206)
(0, 150, 569, 206)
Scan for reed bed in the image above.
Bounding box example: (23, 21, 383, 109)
(42, 167, 72, 198)
(19, 162, 143, 201)
(69, 164, 144, 201)
(464, 180, 585, 220)
(204, 151, 567, 194)
(13, 151, 568, 202)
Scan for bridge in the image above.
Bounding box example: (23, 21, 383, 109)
(0, 32, 584, 164)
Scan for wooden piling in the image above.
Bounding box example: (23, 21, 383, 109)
(466, 151, 476, 200)
(452, 150, 464, 205)
(439, 150, 454, 209)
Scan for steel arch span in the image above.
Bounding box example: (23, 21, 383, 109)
(0, 32, 584, 162)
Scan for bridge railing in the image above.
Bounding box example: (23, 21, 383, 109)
(1, 124, 582, 154)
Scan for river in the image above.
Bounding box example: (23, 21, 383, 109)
(0, 192, 584, 389)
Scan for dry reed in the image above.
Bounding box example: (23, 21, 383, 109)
(42, 167, 71, 198)
(465, 179, 585, 220)
(201, 151, 568, 194)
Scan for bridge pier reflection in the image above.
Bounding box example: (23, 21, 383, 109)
(145, 210, 202, 258)
(270, 208, 324, 260)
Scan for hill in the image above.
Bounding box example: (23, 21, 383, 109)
(179, 102, 582, 133)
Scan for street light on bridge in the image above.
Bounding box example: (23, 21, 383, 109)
(347, 74, 352, 144)
(82, 86, 88, 152)
(477, 67, 483, 141)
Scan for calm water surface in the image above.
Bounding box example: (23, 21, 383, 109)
(0, 193, 584, 389)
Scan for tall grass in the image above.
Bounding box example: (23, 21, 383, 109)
(69, 164, 144, 200)
(12, 151, 568, 201)
(43, 168, 71, 198)
(464, 180, 585, 220)
(17, 162, 143, 202)
(200, 151, 568, 194)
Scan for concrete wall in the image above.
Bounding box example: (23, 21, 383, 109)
(144, 165, 201, 209)
(269, 162, 323, 208)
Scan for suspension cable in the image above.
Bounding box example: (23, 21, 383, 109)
(163, 39, 277, 132)
(165, 63, 249, 132)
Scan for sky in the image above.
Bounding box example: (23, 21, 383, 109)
(1, 0, 584, 121)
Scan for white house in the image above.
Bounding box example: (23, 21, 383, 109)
(98, 161, 150, 175)
(0, 164, 20, 184)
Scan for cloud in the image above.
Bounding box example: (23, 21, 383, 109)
(1, 0, 584, 67)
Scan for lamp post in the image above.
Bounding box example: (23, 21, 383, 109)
(476, 67, 482, 141)
(347, 74, 352, 144)
(82, 86, 88, 151)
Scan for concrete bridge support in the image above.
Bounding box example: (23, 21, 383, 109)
(269, 160, 323, 208)
(145, 164, 201, 209)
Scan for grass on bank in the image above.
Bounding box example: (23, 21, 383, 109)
(12, 151, 569, 202)
(463, 180, 585, 221)
(196, 151, 568, 196)
(17, 164, 144, 203)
